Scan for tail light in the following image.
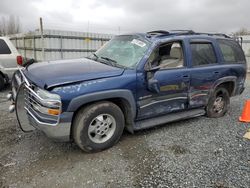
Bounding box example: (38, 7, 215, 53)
(17, 55, 23, 66)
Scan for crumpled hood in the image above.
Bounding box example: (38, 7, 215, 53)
(23, 58, 124, 89)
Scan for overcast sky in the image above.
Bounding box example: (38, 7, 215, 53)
(0, 0, 249, 34)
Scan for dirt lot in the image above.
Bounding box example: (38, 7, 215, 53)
(0, 77, 250, 188)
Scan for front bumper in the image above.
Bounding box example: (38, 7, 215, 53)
(28, 111, 73, 142)
(8, 69, 72, 142)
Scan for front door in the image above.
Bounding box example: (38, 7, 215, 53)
(136, 41, 190, 120)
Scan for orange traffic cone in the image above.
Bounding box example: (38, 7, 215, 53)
(239, 100, 250, 123)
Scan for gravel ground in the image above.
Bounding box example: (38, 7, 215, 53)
(0, 76, 249, 188)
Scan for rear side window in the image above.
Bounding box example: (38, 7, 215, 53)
(0, 39, 11, 54)
(218, 39, 245, 63)
(191, 43, 217, 67)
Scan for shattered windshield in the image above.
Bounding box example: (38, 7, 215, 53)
(93, 35, 150, 68)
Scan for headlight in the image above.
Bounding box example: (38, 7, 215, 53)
(32, 87, 61, 116)
(35, 87, 61, 101)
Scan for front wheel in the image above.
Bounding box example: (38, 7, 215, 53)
(206, 87, 230, 118)
(73, 101, 125, 152)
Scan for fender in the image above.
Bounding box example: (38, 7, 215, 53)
(210, 76, 237, 96)
(67, 89, 137, 120)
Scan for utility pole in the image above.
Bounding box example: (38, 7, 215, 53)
(87, 20, 90, 33)
(39, 17, 45, 61)
(87, 20, 90, 56)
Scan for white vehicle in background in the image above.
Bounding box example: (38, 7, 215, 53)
(0, 37, 23, 90)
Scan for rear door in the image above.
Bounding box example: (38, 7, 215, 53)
(188, 39, 221, 108)
(217, 39, 247, 95)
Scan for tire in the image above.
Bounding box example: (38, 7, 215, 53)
(206, 87, 230, 118)
(0, 74, 5, 91)
(73, 101, 125, 152)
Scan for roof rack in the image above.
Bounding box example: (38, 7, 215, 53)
(147, 30, 195, 38)
(147, 30, 170, 35)
(146, 30, 231, 39)
(196, 33, 231, 38)
(170, 30, 195, 34)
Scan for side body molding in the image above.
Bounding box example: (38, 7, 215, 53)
(67, 89, 137, 119)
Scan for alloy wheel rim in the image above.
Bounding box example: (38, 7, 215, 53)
(88, 114, 116, 144)
(213, 96, 225, 114)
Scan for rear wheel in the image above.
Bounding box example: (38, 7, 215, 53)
(206, 87, 230, 118)
(73, 101, 125, 152)
(0, 74, 5, 91)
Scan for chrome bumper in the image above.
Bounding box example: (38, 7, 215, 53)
(28, 111, 73, 142)
(8, 69, 72, 142)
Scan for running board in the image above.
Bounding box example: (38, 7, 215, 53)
(134, 108, 205, 131)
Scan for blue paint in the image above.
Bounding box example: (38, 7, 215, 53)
(22, 32, 247, 124)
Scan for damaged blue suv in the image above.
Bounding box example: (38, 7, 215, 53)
(9, 30, 247, 152)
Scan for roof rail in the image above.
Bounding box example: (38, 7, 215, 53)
(146, 30, 231, 39)
(147, 30, 170, 35)
(196, 33, 231, 38)
(147, 30, 195, 38)
(170, 30, 195, 34)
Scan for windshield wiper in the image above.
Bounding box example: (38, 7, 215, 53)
(101, 56, 128, 68)
(100, 56, 117, 65)
(90, 55, 126, 68)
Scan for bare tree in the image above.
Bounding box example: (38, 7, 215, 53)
(0, 15, 21, 36)
(232, 28, 250, 36)
(0, 17, 6, 36)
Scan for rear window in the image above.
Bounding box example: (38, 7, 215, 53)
(0, 39, 11, 54)
(218, 39, 245, 63)
(191, 42, 217, 67)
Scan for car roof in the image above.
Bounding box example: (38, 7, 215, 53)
(121, 30, 235, 43)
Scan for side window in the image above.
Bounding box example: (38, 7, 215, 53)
(191, 43, 217, 67)
(148, 41, 184, 69)
(0, 39, 11, 54)
(218, 39, 245, 63)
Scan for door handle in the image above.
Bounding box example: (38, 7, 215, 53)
(214, 71, 219, 74)
(182, 75, 190, 81)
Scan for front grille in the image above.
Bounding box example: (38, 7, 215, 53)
(24, 85, 61, 125)
(12, 69, 61, 126)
